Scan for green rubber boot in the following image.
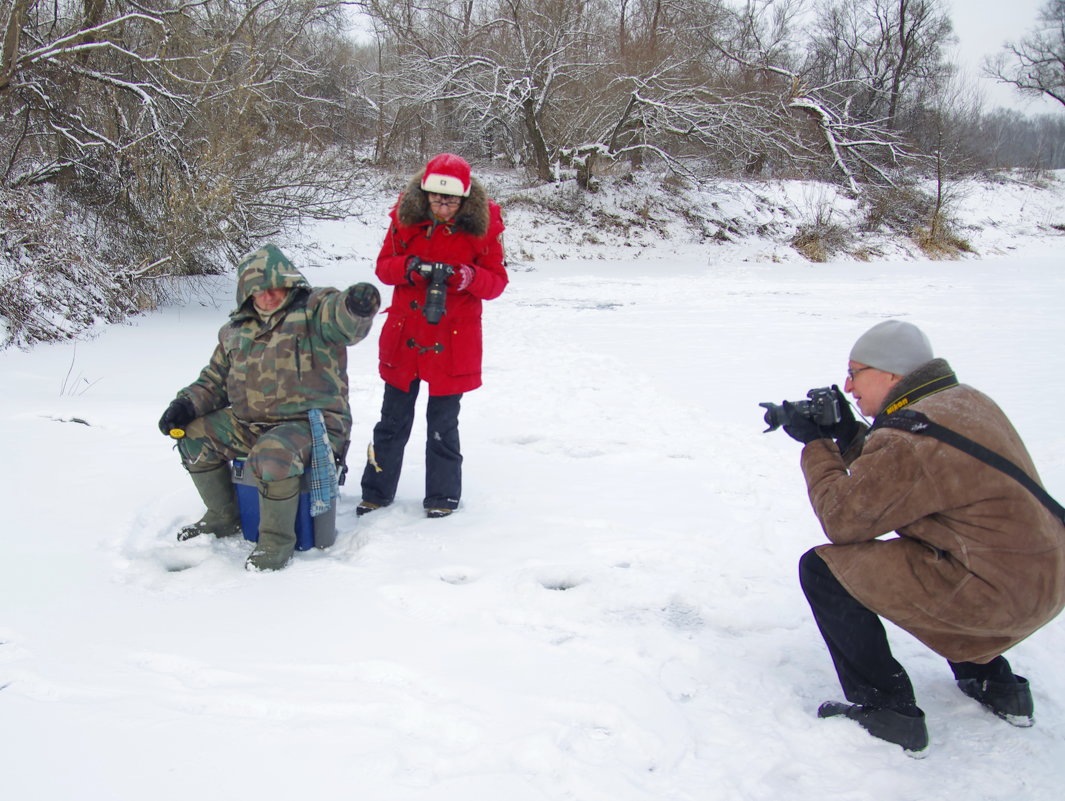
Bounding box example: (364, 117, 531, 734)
(177, 464, 242, 541)
(245, 476, 300, 572)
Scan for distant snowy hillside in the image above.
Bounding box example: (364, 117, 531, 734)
(490, 170, 1065, 265)
(4, 169, 1064, 349)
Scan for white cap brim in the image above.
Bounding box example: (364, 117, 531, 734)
(421, 173, 470, 197)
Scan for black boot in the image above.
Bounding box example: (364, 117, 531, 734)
(957, 676, 1034, 727)
(818, 701, 929, 755)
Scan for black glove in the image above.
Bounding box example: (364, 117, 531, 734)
(822, 385, 861, 453)
(782, 401, 826, 445)
(405, 256, 424, 285)
(158, 397, 195, 436)
(345, 282, 381, 317)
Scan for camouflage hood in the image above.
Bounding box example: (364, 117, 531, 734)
(234, 244, 310, 311)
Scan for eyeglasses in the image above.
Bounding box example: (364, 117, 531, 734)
(847, 366, 874, 381)
(427, 193, 462, 207)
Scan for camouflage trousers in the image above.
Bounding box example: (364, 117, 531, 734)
(178, 408, 342, 483)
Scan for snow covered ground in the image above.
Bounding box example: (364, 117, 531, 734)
(2, 173, 1065, 800)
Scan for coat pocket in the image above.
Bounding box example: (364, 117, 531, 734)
(445, 317, 482, 376)
(379, 315, 407, 368)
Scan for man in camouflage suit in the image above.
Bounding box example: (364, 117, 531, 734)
(158, 244, 380, 571)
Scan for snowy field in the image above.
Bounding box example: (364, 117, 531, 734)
(2, 174, 1065, 800)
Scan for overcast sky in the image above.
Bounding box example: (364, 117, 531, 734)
(947, 0, 1058, 112)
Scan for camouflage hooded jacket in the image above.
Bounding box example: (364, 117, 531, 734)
(179, 245, 375, 441)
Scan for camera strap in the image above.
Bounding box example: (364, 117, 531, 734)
(871, 409, 1065, 526)
(881, 373, 958, 416)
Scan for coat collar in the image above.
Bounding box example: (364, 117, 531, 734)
(877, 358, 958, 418)
(396, 173, 491, 237)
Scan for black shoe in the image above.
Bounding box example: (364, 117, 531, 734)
(426, 508, 453, 519)
(818, 701, 929, 755)
(356, 500, 385, 517)
(957, 676, 1034, 727)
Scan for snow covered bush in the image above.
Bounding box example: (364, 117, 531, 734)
(0, 187, 151, 349)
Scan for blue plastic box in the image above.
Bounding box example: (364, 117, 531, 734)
(231, 459, 337, 551)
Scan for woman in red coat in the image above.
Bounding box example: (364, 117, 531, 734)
(358, 154, 508, 517)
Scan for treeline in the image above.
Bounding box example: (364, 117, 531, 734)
(352, 0, 1064, 184)
(974, 112, 1065, 169)
(0, 0, 1063, 347)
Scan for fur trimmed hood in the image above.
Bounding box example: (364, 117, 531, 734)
(396, 172, 491, 238)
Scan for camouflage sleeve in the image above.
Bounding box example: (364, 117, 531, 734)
(179, 341, 231, 416)
(307, 288, 376, 346)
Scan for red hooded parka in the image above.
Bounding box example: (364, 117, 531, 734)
(374, 172, 507, 396)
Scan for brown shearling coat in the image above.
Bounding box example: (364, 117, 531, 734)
(801, 359, 1065, 663)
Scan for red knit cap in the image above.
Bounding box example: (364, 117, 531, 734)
(420, 153, 471, 197)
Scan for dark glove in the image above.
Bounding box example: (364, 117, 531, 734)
(821, 385, 861, 453)
(782, 401, 826, 445)
(345, 282, 381, 317)
(405, 256, 424, 285)
(158, 397, 195, 436)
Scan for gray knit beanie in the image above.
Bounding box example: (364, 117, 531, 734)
(849, 320, 933, 376)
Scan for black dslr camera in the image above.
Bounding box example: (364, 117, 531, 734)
(421, 262, 453, 325)
(760, 387, 841, 433)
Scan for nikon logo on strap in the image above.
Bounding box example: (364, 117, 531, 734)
(883, 373, 959, 416)
(883, 397, 911, 415)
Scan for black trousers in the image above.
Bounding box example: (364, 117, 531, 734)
(798, 548, 1015, 713)
(360, 379, 463, 510)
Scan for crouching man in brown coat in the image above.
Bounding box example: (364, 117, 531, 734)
(783, 320, 1065, 755)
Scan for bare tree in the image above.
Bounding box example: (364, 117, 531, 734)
(694, 1, 922, 192)
(1, 1, 381, 346)
(804, 0, 955, 131)
(355, 1, 815, 185)
(0, 1, 371, 271)
(985, 0, 1065, 108)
